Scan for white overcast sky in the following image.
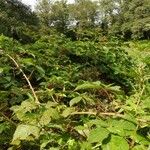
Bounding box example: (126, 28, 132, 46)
(21, 0, 37, 10)
(21, 0, 74, 10)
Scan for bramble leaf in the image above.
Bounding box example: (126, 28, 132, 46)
(75, 81, 103, 91)
(40, 108, 60, 126)
(102, 135, 129, 150)
(88, 127, 109, 144)
(70, 96, 82, 106)
(62, 107, 75, 118)
(11, 124, 40, 145)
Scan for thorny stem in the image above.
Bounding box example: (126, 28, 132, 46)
(70, 111, 150, 123)
(7, 54, 40, 105)
(0, 112, 17, 126)
(70, 111, 124, 117)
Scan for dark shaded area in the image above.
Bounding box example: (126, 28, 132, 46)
(0, 0, 39, 43)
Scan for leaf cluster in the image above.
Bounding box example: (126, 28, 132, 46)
(0, 35, 150, 149)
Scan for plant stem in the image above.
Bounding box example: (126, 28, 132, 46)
(70, 111, 149, 123)
(70, 111, 124, 117)
(0, 112, 17, 126)
(7, 54, 40, 105)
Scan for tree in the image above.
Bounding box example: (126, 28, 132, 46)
(50, 0, 70, 33)
(35, 0, 150, 39)
(122, 0, 150, 39)
(70, 0, 98, 28)
(36, 0, 70, 33)
(107, 0, 150, 39)
(0, 0, 39, 43)
(98, 0, 122, 35)
(35, 0, 51, 27)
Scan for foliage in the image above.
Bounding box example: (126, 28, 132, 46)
(119, 0, 150, 39)
(35, 0, 150, 40)
(36, 0, 70, 34)
(1, 0, 150, 41)
(0, 34, 150, 149)
(0, 0, 39, 43)
(0, 0, 150, 149)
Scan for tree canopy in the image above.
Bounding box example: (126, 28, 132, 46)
(0, 0, 39, 43)
(34, 0, 150, 39)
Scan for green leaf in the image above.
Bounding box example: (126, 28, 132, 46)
(74, 125, 89, 137)
(75, 81, 103, 91)
(0, 68, 3, 74)
(131, 132, 150, 145)
(86, 119, 108, 128)
(40, 108, 60, 126)
(102, 135, 129, 150)
(143, 98, 150, 108)
(11, 124, 40, 145)
(36, 65, 45, 79)
(106, 85, 121, 93)
(83, 95, 95, 104)
(107, 119, 136, 136)
(11, 100, 38, 121)
(0, 123, 10, 134)
(132, 145, 147, 150)
(21, 58, 35, 66)
(70, 96, 82, 106)
(62, 107, 75, 118)
(80, 142, 92, 150)
(88, 127, 109, 144)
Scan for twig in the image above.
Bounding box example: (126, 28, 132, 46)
(0, 112, 17, 126)
(135, 84, 145, 113)
(70, 111, 149, 123)
(71, 111, 97, 115)
(0, 103, 7, 111)
(7, 54, 40, 104)
(137, 118, 150, 123)
(102, 88, 112, 102)
(28, 70, 34, 80)
(70, 111, 124, 117)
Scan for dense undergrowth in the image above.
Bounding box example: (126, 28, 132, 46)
(0, 35, 150, 150)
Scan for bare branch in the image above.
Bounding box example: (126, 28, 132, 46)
(7, 54, 40, 105)
(70, 111, 149, 123)
(0, 112, 17, 126)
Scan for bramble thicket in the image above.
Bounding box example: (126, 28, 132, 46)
(0, 0, 150, 149)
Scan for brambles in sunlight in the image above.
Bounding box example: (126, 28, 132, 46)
(0, 0, 150, 149)
(0, 35, 150, 149)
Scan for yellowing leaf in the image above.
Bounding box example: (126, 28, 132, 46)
(11, 100, 37, 114)
(11, 100, 38, 121)
(70, 96, 82, 106)
(83, 95, 95, 104)
(40, 108, 60, 126)
(106, 85, 121, 93)
(21, 58, 34, 66)
(11, 124, 40, 145)
(62, 107, 75, 118)
(0, 68, 3, 74)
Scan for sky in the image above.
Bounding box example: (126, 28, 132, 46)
(21, 0, 37, 10)
(21, 0, 74, 10)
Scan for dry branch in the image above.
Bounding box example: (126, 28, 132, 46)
(7, 54, 40, 104)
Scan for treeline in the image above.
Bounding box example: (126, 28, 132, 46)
(0, 0, 150, 43)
